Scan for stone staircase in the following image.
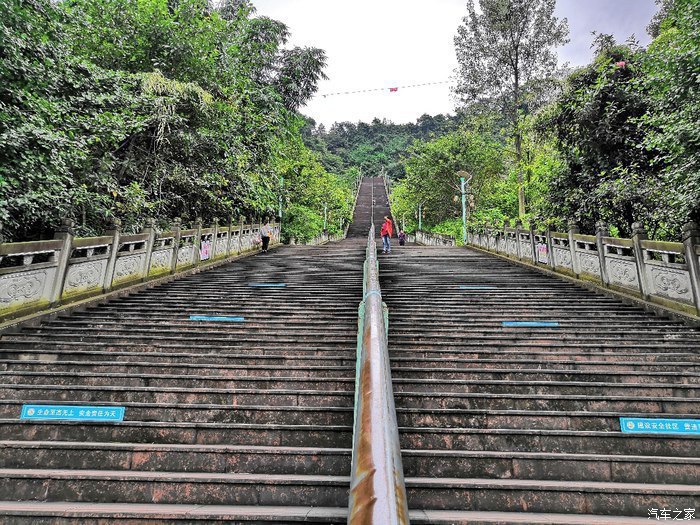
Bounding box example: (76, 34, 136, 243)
(379, 247, 700, 523)
(0, 176, 698, 523)
(0, 242, 365, 522)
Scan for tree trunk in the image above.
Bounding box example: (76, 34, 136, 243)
(515, 127, 526, 217)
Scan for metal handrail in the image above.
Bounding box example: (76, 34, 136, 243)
(348, 225, 410, 525)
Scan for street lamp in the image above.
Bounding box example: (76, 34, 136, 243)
(457, 170, 472, 244)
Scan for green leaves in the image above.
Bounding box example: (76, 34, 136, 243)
(1, 0, 330, 241)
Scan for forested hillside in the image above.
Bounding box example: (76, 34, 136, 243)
(0, 0, 355, 243)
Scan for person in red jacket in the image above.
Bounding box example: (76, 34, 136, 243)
(380, 216, 394, 254)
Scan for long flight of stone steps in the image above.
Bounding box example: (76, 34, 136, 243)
(1, 174, 699, 524)
(0, 241, 367, 523)
(380, 247, 700, 523)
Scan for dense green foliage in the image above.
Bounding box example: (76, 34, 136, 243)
(0, 0, 352, 242)
(302, 114, 460, 180)
(642, 0, 700, 229)
(543, 41, 667, 237)
(390, 0, 697, 241)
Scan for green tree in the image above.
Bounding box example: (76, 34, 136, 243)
(398, 129, 505, 228)
(543, 38, 669, 237)
(642, 0, 700, 227)
(454, 0, 568, 216)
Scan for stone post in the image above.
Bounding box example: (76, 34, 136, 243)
(211, 218, 220, 260)
(50, 218, 75, 305)
(631, 222, 651, 299)
(682, 221, 700, 314)
(170, 218, 182, 274)
(238, 217, 244, 254)
(545, 226, 556, 270)
(528, 223, 537, 264)
(103, 218, 121, 292)
(141, 218, 156, 280)
(568, 220, 581, 276)
(595, 220, 610, 286)
(225, 217, 233, 256)
(193, 217, 203, 266)
(515, 220, 524, 260)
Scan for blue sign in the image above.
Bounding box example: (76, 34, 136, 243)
(248, 283, 286, 288)
(21, 405, 124, 421)
(502, 321, 560, 327)
(620, 417, 700, 435)
(189, 315, 245, 322)
(460, 285, 498, 290)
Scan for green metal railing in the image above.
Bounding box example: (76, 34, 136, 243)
(348, 225, 410, 525)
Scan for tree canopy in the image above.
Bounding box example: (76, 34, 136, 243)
(0, 0, 350, 243)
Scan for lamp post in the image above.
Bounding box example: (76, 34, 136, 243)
(457, 171, 472, 244)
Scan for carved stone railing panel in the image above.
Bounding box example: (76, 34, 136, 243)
(645, 263, 694, 305)
(574, 235, 601, 280)
(149, 248, 173, 277)
(534, 234, 549, 265)
(112, 253, 146, 286)
(0, 267, 57, 315)
(606, 255, 640, 291)
(63, 259, 108, 299)
(215, 233, 229, 260)
(505, 230, 518, 257)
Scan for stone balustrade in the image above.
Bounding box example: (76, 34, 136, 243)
(415, 221, 700, 317)
(0, 217, 280, 322)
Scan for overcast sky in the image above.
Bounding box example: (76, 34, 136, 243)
(253, 0, 659, 127)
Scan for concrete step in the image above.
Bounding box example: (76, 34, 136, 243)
(391, 367, 700, 384)
(0, 442, 351, 475)
(0, 400, 353, 426)
(402, 477, 700, 516)
(3, 441, 697, 484)
(0, 469, 351, 507)
(0, 342, 356, 359)
(0, 420, 352, 447)
(0, 502, 677, 524)
(391, 377, 700, 396)
(0, 385, 353, 406)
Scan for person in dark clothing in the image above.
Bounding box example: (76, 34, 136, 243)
(398, 230, 407, 246)
(260, 219, 273, 253)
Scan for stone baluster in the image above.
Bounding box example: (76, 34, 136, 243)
(238, 217, 244, 254)
(545, 226, 556, 270)
(50, 218, 75, 305)
(170, 218, 181, 274)
(682, 222, 700, 314)
(103, 218, 121, 292)
(631, 222, 651, 299)
(193, 217, 203, 266)
(515, 220, 524, 260)
(595, 221, 610, 286)
(225, 217, 233, 256)
(568, 220, 581, 276)
(211, 218, 219, 260)
(528, 222, 537, 263)
(141, 218, 156, 280)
